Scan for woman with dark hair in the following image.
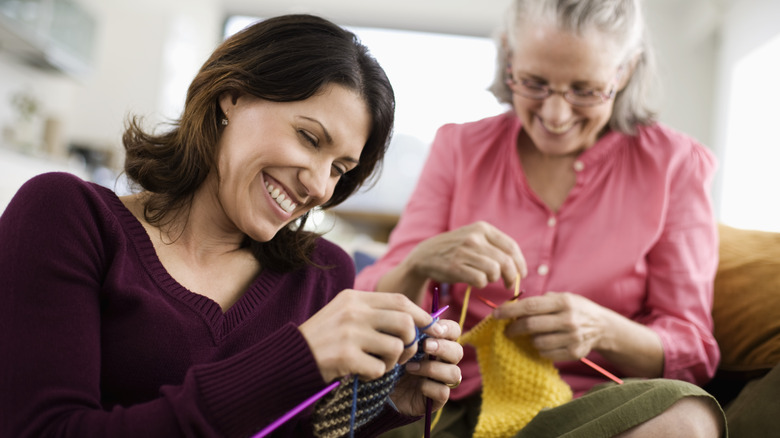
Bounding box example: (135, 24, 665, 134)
(0, 14, 462, 438)
(358, 0, 725, 436)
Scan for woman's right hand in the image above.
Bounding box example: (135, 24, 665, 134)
(298, 290, 445, 383)
(401, 221, 527, 290)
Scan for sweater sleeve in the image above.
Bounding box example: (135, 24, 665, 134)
(0, 173, 402, 437)
(355, 123, 459, 294)
(640, 141, 721, 384)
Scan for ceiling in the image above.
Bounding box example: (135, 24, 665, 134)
(220, 0, 514, 37)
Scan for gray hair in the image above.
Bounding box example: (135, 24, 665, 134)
(488, 0, 657, 134)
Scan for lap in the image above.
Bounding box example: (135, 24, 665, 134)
(380, 379, 725, 438)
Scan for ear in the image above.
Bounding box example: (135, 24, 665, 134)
(218, 92, 239, 118)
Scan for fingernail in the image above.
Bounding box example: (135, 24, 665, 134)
(433, 322, 444, 336)
(426, 339, 439, 353)
(406, 361, 421, 371)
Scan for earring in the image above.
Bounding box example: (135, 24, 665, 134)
(221, 118, 229, 126)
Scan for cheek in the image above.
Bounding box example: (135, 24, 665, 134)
(582, 107, 613, 132)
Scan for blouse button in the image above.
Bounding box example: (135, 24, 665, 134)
(547, 217, 557, 227)
(537, 264, 549, 276)
(573, 160, 585, 172)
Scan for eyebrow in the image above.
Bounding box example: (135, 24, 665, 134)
(517, 72, 604, 88)
(299, 116, 360, 165)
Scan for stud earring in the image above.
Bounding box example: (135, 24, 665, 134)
(221, 118, 229, 126)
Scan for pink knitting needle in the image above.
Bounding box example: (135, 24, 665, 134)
(251, 305, 450, 438)
(580, 357, 624, 385)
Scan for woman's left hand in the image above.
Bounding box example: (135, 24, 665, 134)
(493, 292, 608, 362)
(389, 318, 463, 416)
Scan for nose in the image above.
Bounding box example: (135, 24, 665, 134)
(299, 161, 332, 202)
(539, 92, 573, 124)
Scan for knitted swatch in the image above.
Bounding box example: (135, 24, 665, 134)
(459, 316, 573, 438)
(311, 366, 402, 438)
(311, 331, 430, 438)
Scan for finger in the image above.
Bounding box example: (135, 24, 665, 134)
(426, 318, 461, 342)
(421, 337, 464, 365)
(371, 308, 420, 349)
(504, 313, 562, 337)
(493, 294, 563, 319)
(481, 222, 528, 281)
(350, 329, 406, 378)
(371, 291, 440, 334)
(413, 367, 454, 409)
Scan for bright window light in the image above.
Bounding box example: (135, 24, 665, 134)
(720, 33, 780, 232)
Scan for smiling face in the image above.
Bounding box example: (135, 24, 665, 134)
(211, 84, 370, 242)
(509, 23, 626, 156)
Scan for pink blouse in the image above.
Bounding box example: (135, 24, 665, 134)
(356, 112, 720, 398)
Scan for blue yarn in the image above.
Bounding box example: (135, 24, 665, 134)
(349, 377, 359, 438)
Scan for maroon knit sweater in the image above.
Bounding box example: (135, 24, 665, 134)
(0, 172, 412, 437)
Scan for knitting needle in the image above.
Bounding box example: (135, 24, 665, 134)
(580, 357, 624, 385)
(424, 284, 441, 438)
(475, 294, 499, 309)
(252, 305, 450, 438)
(477, 296, 624, 385)
(252, 380, 341, 438)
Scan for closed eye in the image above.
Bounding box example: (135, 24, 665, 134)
(332, 164, 347, 178)
(570, 87, 599, 97)
(298, 129, 319, 147)
(520, 79, 547, 91)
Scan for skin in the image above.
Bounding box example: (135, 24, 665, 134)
(121, 83, 463, 417)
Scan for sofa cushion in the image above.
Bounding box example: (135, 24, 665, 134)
(713, 223, 780, 375)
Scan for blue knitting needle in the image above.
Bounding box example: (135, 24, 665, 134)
(251, 305, 449, 438)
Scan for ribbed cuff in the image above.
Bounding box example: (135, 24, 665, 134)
(194, 322, 325, 437)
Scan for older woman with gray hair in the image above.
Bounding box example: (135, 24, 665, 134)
(357, 0, 726, 436)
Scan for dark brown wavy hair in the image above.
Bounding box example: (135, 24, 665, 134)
(122, 14, 395, 272)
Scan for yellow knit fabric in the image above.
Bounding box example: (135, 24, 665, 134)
(459, 316, 573, 438)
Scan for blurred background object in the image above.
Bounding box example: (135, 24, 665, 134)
(1, 0, 779, 239)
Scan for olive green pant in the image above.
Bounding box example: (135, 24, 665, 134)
(381, 378, 727, 438)
(722, 363, 780, 438)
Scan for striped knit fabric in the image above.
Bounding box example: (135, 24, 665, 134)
(312, 332, 430, 438)
(312, 366, 402, 438)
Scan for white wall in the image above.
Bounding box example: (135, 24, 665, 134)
(644, 0, 720, 147)
(0, 0, 222, 161)
(712, 0, 780, 229)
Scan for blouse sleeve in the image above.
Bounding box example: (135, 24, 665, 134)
(355, 124, 459, 293)
(639, 142, 721, 384)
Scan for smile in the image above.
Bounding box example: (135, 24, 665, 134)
(264, 179, 298, 213)
(542, 120, 575, 134)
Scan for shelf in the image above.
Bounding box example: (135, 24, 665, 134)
(0, 0, 95, 78)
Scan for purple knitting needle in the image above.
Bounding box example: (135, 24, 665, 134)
(424, 284, 442, 438)
(252, 380, 341, 438)
(251, 305, 449, 438)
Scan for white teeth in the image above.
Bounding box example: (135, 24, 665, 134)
(265, 181, 297, 213)
(544, 122, 573, 134)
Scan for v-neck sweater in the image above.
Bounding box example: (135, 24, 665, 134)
(0, 172, 411, 437)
